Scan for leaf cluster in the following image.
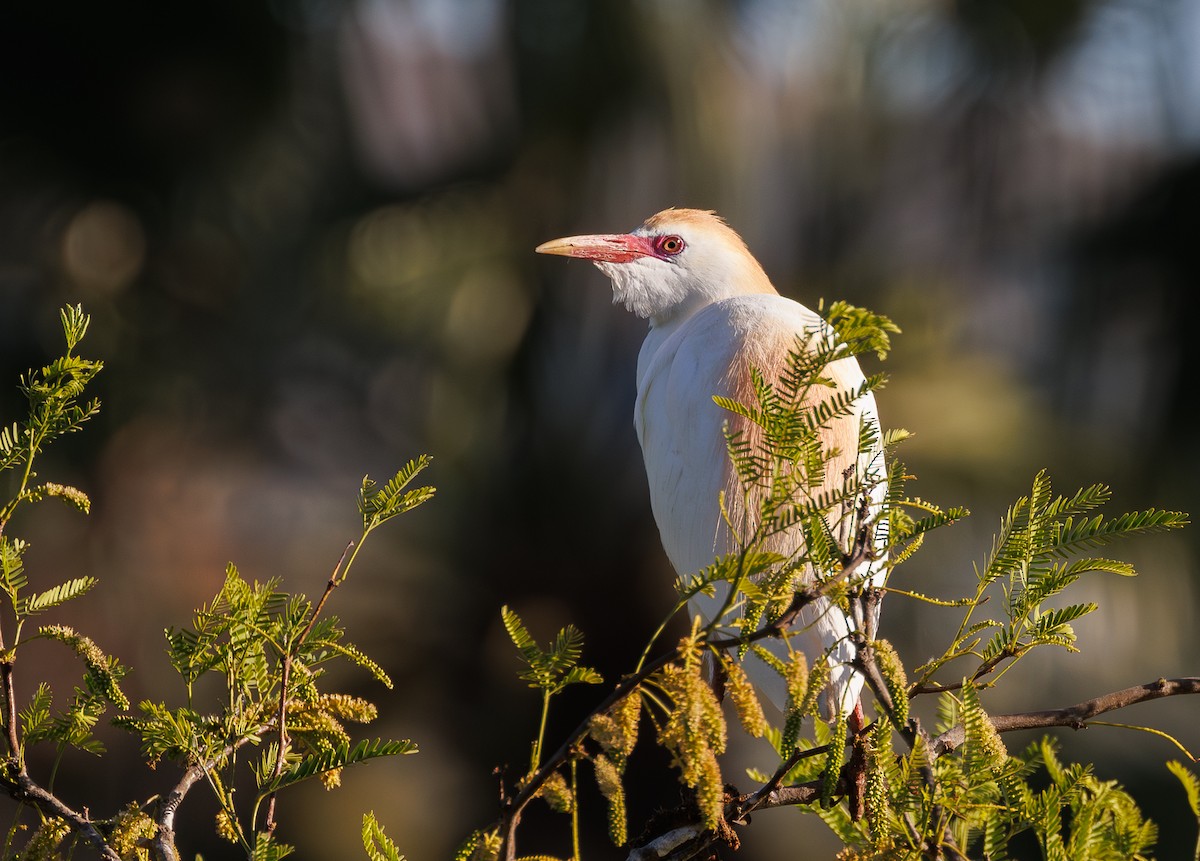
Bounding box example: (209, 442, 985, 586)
(118, 562, 414, 856)
(0, 309, 126, 778)
(502, 606, 602, 697)
(914, 471, 1188, 692)
(482, 301, 1195, 861)
(0, 307, 428, 861)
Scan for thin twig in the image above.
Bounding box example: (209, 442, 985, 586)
(262, 541, 355, 834)
(302, 541, 355, 644)
(1, 647, 19, 760)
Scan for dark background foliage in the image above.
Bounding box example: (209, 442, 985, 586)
(0, 1, 1197, 857)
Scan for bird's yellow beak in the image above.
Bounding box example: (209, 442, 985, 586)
(535, 233, 653, 264)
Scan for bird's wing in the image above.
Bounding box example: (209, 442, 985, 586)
(635, 295, 886, 715)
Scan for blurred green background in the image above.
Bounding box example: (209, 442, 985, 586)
(1, 0, 1198, 857)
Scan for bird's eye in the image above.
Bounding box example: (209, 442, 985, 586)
(655, 235, 686, 256)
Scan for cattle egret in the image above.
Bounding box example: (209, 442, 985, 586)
(537, 208, 887, 720)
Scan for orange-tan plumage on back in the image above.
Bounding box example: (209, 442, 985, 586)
(537, 208, 886, 719)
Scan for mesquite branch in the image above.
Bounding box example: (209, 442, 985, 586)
(626, 675, 1200, 861)
(933, 676, 1200, 755)
(498, 543, 877, 859)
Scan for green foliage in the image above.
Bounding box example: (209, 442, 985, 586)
(502, 606, 603, 696)
(913, 471, 1187, 691)
(0, 305, 101, 483)
(23, 576, 98, 615)
(482, 300, 1193, 861)
(2, 303, 1192, 861)
(502, 605, 602, 795)
(0, 306, 425, 861)
(122, 557, 417, 846)
(362, 812, 406, 861)
(1168, 760, 1200, 861)
(265, 738, 417, 793)
(359, 456, 436, 532)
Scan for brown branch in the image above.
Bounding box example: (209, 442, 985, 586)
(627, 676, 1200, 861)
(0, 604, 121, 860)
(2, 766, 122, 861)
(302, 541, 355, 644)
(152, 730, 267, 861)
(932, 676, 1200, 755)
(1, 650, 19, 760)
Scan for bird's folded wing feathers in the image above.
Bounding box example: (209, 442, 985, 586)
(634, 295, 885, 715)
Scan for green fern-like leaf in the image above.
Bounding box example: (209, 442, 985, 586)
(59, 304, 90, 350)
(1026, 604, 1096, 648)
(823, 300, 901, 361)
(890, 503, 971, 544)
(1168, 760, 1200, 819)
(21, 576, 98, 615)
(251, 831, 295, 861)
(263, 738, 417, 794)
(19, 682, 54, 741)
(501, 606, 602, 694)
(0, 536, 28, 600)
(1049, 508, 1188, 557)
(360, 457, 436, 530)
(116, 701, 231, 764)
(362, 812, 406, 861)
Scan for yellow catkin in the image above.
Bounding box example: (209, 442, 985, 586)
(588, 713, 621, 755)
(978, 717, 1008, 767)
(24, 818, 69, 861)
(872, 639, 909, 724)
(539, 770, 574, 813)
(654, 660, 727, 833)
(722, 658, 767, 738)
(963, 684, 1007, 767)
(109, 803, 155, 860)
(470, 830, 502, 861)
(695, 749, 725, 831)
(611, 689, 642, 757)
(316, 693, 378, 723)
(593, 754, 628, 845)
(864, 734, 891, 843)
(784, 652, 810, 711)
(216, 810, 239, 844)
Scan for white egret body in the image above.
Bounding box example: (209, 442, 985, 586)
(537, 209, 886, 717)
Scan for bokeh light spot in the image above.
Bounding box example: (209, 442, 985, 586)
(60, 200, 146, 295)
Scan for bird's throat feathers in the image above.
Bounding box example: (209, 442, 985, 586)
(599, 209, 777, 326)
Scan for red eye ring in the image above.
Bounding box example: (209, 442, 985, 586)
(655, 235, 686, 256)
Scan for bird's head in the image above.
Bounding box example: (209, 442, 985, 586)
(536, 208, 777, 324)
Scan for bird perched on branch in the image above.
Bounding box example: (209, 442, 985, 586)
(536, 208, 886, 722)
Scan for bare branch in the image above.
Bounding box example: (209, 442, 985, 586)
(3, 766, 122, 861)
(153, 732, 265, 861)
(933, 676, 1200, 755)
